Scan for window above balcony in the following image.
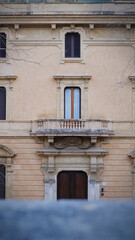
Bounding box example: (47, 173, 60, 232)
(53, 74, 91, 119)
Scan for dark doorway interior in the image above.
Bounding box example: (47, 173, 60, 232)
(0, 164, 5, 199)
(57, 171, 87, 200)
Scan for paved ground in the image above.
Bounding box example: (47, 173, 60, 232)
(0, 200, 135, 240)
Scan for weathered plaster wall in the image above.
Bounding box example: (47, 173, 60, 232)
(2, 26, 133, 121)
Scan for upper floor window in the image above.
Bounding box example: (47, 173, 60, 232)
(0, 33, 6, 58)
(0, 87, 6, 120)
(64, 87, 81, 119)
(65, 32, 80, 58)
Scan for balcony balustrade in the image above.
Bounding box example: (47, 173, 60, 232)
(31, 119, 113, 136)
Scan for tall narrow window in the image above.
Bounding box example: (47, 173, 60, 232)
(0, 87, 6, 120)
(0, 164, 5, 199)
(64, 87, 81, 119)
(0, 33, 6, 58)
(65, 32, 80, 58)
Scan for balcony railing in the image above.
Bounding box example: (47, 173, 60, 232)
(31, 119, 113, 136)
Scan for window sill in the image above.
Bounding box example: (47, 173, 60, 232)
(0, 58, 10, 64)
(61, 58, 85, 64)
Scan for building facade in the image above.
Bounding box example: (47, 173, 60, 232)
(0, 0, 135, 200)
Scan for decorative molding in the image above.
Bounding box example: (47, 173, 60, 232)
(0, 75, 17, 81)
(54, 137, 91, 150)
(0, 144, 16, 158)
(53, 74, 91, 81)
(0, 16, 135, 26)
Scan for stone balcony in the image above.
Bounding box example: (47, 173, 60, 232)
(30, 119, 113, 137)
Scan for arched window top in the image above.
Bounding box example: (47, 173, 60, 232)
(0, 33, 6, 58)
(65, 32, 80, 58)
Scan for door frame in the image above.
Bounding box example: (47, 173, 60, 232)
(44, 171, 100, 201)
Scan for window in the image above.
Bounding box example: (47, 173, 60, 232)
(64, 87, 81, 119)
(0, 33, 6, 58)
(0, 164, 5, 199)
(0, 87, 6, 120)
(65, 32, 80, 58)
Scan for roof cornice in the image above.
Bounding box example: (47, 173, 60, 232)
(0, 15, 135, 25)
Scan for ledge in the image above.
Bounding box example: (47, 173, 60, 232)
(53, 74, 92, 81)
(0, 75, 17, 81)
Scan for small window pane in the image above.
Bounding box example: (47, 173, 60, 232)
(65, 88, 71, 119)
(0, 165, 5, 199)
(0, 87, 6, 120)
(73, 88, 81, 119)
(65, 33, 72, 58)
(0, 33, 6, 58)
(65, 32, 80, 58)
(74, 33, 80, 58)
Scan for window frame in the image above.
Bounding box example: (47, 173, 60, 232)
(53, 74, 91, 119)
(0, 75, 17, 120)
(0, 29, 9, 63)
(65, 32, 81, 58)
(64, 87, 81, 119)
(0, 86, 6, 120)
(0, 32, 6, 59)
(60, 27, 85, 63)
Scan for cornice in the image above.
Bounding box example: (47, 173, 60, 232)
(0, 15, 135, 25)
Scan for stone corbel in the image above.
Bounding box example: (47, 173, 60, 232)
(51, 24, 56, 39)
(41, 154, 56, 176)
(126, 24, 131, 39)
(14, 24, 19, 39)
(90, 157, 97, 173)
(89, 24, 94, 39)
(90, 156, 103, 175)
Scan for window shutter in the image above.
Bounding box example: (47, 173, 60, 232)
(0, 87, 6, 120)
(0, 33, 6, 58)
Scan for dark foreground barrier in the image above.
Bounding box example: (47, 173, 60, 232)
(0, 201, 135, 240)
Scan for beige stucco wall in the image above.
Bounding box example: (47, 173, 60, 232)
(0, 2, 135, 200)
(0, 137, 133, 200)
(1, 26, 134, 121)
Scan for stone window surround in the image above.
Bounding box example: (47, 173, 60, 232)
(0, 75, 17, 120)
(60, 27, 85, 63)
(0, 144, 16, 199)
(53, 74, 91, 119)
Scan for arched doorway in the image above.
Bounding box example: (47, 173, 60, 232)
(0, 164, 5, 199)
(57, 171, 88, 200)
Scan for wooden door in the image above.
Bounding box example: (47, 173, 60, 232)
(57, 171, 87, 200)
